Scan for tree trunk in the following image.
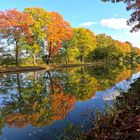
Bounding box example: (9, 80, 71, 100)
(80, 55, 84, 63)
(46, 54, 50, 65)
(47, 42, 52, 65)
(33, 54, 36, 66)
(15, 46, 19, 66)
(34, 72, 37, 83)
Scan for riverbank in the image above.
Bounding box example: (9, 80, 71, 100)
(0, 66, 46, 74)
(0, 62, 103, 73)
(84, 78, 140, 140)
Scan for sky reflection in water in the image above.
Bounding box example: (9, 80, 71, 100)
(0, 64, 140, 140)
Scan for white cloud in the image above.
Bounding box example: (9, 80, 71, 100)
(79, 22, 97, 27)
(125, 31, 140, 47)
(126, 31, 140, 38)
(100, 18, 129, 30)
(110, 31, 140, 48)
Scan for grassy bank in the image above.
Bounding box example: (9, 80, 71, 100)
(0, 62, 103, 73)
(84, 78, 140, 140)
(0, 66, 46, 73)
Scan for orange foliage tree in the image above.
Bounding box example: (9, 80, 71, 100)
(0, 9, 34, 66)
(46, 12, 73, 64)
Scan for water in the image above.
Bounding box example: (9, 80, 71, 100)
(0, 64, 140, 140)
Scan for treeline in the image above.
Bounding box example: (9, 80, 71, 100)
(0, 8, 140, 66)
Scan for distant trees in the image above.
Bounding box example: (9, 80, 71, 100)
(96, 34, 113, 48)
(56, 32, 140, 64)
(89, 34, 116, 61)
(87, 33, 140, 63)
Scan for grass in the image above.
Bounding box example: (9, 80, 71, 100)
(84, 78, 140, 140)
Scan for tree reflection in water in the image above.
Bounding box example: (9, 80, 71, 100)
(0, 63, 140, 130)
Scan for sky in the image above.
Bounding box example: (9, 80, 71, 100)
(0, 0, 140, 47)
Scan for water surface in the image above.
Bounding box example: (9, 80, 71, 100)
(0, 64, 140, 140)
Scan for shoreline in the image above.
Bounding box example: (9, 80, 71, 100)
(84, 78, 140, 140)
(0, 62, 103, 74)
(0, 66, 46, 74)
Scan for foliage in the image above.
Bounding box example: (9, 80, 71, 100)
(46, 11, 73, 64)
(71, 28, 96, 63)
(24, 8, 50, 65)
(54, 40, 80, 64)
(92, 34, 137, 62)
(0, 8, 140, 66)
(96, 34, 113, 48)
(0, 9, 34, 66)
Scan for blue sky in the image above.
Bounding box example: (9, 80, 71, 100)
(0, 0, 140, 47)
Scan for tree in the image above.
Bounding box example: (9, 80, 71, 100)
(101, 0, 140, 32)
(46, 12, 73, 64)
(24, 8, 50, 65)
(96, 34, 113, 48)
(89, 34, 120, 62)
(0, 9, 34, 66)
(23, 42, 41, 65)
(55, 40, 79, 64)
(113, 40, 132, 61)
(71, 28, 96, 63)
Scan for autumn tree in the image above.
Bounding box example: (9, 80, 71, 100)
(71, 28, 96, 63)
(0, 9, 34, 66)
(113, 40, 132, 62)
(101, 0, 140, 32)
(132, 47, 140, 61)
(89, 34, 120, 61)
(55, 40, 79, 64)
(24, 8, 50, 65)
(89, 34, 134, 62)
(57, 28, 96, 63)
(46, 11, 73, 64)
(96, 34, 113, 48)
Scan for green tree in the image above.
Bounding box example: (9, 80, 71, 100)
(71, 28, 96, 63)
(96, 34, 113, 48)
(89, 34, 120, 62)
(24, 7, 50, 65)
(55, 40, 79, 64)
